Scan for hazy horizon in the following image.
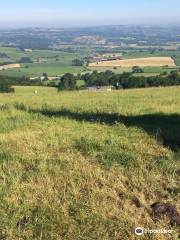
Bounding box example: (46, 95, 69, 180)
(0, 0, 180, 28)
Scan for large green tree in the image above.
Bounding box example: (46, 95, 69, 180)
(58, 73, 76, 90)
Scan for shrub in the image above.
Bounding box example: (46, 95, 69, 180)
(0, 80, 14, 93)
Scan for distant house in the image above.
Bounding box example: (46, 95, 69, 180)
(40, 76, 46, 81)
(35, 58, 47, 63)
(48, 76, 59, 81)
(86, 86, 113, 92)
(30, 77, 39, 80)
(93, 56, 122, 63)
(24, 49, 33, 52)
(104, 57, 122, 61)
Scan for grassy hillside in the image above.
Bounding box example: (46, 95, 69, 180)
(0, 86, 179, 239)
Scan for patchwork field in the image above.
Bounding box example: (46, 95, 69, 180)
(0, 47, 86, 77)
(0, 86, 179, 239)
(0, 47, 180, 78)
(89, 57, 176, 68)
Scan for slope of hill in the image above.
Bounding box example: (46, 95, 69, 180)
(0, 86, 179, 239)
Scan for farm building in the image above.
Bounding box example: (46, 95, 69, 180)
(93, 56, 122, 62)
(24, 49, 33, 52)
(86, 86, 113, 92)
(48, 76, 59, 81)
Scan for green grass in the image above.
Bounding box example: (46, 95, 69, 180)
(0, 69, 27, 77)
(89, 66, 132, 74)
(0, 47, 26, 61)
(90, 65, 179, 77)
(76, 79, 85, 87)
(123, 50, 153, 59)
(0, 64, 85, 77)
(0, 47, 87, 77)
(0, 47, 85, 64)
(21, 64, 84, 76)
(143, 66, 179, 74)
(133, 73, 160, 77)
(0, 86, 179, 239)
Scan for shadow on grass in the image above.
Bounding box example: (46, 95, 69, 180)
(27, 108, 180, 151)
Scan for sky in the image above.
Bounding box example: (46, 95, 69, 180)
(0, 0, 180, 28)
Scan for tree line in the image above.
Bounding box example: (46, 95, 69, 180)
(0, 69, 180, 93)
(58, 70, 180, 90)
(0, 75, 44, 93)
